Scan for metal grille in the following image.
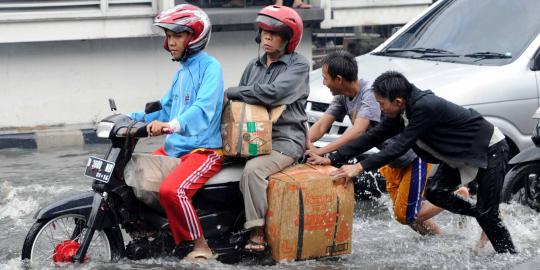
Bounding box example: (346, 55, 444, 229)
(0, 0, 152, 11)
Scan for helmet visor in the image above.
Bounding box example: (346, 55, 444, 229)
(154, 22, 193, 34)
(255, 15, 292, 40)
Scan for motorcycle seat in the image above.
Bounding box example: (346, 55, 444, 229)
(205, 161, 243, 186)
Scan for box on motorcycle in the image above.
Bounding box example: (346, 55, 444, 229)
(221, 101, 284, 157)
(124, 154, 244, 212)
(124, 154, 180, 211)
(266, 164, 354, 261)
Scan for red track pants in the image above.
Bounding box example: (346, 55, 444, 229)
(153, 147, 223, 245)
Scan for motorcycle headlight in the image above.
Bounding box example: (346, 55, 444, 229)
(96, 122, 115, 138)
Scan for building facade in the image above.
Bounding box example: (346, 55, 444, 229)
(0, 0, 322, 128)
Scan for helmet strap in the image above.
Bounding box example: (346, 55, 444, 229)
(171, 32, 193, 62)
(281, 40, 289, 54)
(255, 29, 262, 44)
(257, 41, 262, 65)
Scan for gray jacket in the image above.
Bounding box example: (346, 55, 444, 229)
(226, 53, 310, 159)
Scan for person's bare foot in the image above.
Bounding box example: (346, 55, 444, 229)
(477, 231, 489, 248)
(452, 187, 490, 249)
(187, 237, 216, 260)
(410, 219, 442, 235)
(453, 187, 470, 228)
(455, 186, 469, 198)
(244, 226, 267, 253)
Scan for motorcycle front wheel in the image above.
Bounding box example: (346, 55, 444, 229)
(501, 162, 540, 211)
(21, 213, 123, 266)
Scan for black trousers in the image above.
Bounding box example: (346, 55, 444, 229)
(425, 140, 516, 253)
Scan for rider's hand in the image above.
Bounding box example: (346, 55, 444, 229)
(305, 148, 323, 157)
(330, 163, 364, 180)
(146, 121, 171, 137)
(307, 153, 331, 165)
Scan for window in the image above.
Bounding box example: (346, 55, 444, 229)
(382, 0, 540, 66)
(0, 0, 153, 12)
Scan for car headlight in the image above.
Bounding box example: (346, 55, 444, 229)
(96, 122, 115, 138)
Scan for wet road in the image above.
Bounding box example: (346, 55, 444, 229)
(1, 139, 540, 270)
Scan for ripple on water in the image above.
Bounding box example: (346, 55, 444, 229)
(2, 144, 540, 269)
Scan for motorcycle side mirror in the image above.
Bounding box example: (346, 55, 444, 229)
(108, 98, 117, 112)
(145, 101, 162, 114)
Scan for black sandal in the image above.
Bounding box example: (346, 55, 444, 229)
(244, 239, 268, 254)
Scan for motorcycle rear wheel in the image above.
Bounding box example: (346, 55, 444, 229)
(501, 162, 540, 211)
(21, 213, 123, 266)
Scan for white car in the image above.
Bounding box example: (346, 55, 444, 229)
(307, 0, 540, 156)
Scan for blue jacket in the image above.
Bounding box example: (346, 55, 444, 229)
(131, 52, 224, 157)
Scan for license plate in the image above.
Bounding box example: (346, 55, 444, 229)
(84, 156, 115, 183)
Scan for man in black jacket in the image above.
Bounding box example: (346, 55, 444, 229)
(327, 71, 516, 253)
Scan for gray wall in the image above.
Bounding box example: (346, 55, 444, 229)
(0, 29, 312, 128)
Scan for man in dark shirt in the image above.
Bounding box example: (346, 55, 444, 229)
(225, 5, 309, 253)
(327, 71, 516, 253)
(307, 51, 470, 235)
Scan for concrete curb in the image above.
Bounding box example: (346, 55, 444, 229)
(0, 128, 107, 150)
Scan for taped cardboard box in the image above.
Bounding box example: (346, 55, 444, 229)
(266, 164, 354, 261)
(221, 101, 284, 157)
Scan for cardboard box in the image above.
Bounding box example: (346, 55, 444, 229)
(221, 101, 284, 157)
(266, 164, 354, 261)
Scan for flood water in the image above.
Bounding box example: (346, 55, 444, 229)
(1, 139, 540, 270)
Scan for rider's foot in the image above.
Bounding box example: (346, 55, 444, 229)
(455, 186, 470, 198)
(245, 239, 267, 252)
(245, 227, 267, 253)
(185, 237, 217, 260)
(185, 248, 217, 260)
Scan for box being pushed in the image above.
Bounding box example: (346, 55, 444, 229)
(266, 164, 354, 261)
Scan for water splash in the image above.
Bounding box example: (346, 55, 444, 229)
(0, 182, 39, 221)
(0, 181, 13, 205)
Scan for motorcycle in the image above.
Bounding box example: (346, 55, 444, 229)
(501, 106, 540, 211)
(21, 100, 251, 266)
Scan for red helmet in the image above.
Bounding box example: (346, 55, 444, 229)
(154, 4, 211, 59)
(256, 5, 303, 54)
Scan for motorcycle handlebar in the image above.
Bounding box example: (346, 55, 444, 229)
(162, 127, 173, 134)
(115, 123, 148, 138)
(116, 124, 172, 138)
